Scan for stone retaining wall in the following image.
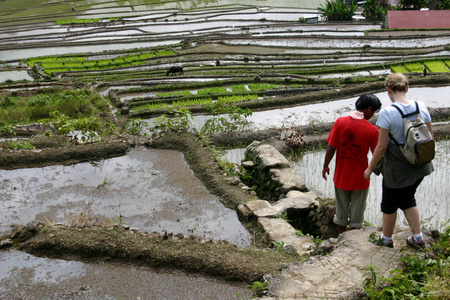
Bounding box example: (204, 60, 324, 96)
(238, 141, 337, 255)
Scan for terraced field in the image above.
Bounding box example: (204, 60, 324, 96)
(1, 0, 450, 126)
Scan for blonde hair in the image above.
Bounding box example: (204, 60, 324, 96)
(386, 73, 409, 92)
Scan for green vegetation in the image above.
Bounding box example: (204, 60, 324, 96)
(424, 60, 450, 72)
(0, 89, 110, 125)
(362, 0, 389, 21)
(153, 107, 193, 132)
(248, 83, 283, 91)
(56, 17, 120, 25)
(405, 62, 424, 73)
(200, 101, 252, 135)
(318, 0, 357, 21)
(364, 224, 450, 299)
(391, 59, 450, 73)
(25, 50, 174, 75)
(391, 63, 411, 73)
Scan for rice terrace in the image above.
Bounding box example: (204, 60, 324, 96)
(0, 0, 450, 299)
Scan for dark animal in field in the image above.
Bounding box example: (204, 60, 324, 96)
(214, 59, 220, 66)
(166, 66, 184, 76)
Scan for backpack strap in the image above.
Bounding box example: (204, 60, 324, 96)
(389, 101, 420, 146)
(392, 101, 420, 119)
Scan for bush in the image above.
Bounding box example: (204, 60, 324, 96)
(398, 0, 426, 9)
(318, 0, 357, 21)
(363, 0, 389, 21)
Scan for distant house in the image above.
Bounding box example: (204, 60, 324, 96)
(385, 10, 450, 29)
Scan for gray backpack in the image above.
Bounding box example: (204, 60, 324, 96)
(389, 102, 435, 165)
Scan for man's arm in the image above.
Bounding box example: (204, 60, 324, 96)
(322, 145, 336, 180)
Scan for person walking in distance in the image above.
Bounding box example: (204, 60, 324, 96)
(364, 73, 434, 248)
(323, 93, 382, 234)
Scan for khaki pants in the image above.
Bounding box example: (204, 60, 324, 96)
(333, 187, 369, 229)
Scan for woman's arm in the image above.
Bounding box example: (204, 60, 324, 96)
(426, 122, 434, 138)
(364, 128, 389, 180)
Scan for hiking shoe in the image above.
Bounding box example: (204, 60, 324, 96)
(406, 236, 425, 249)
(370, 233, 393, 248)
(384, 240, 394, 248)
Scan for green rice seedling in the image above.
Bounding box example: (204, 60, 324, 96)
(114, 58, 126, 64)
(57, 57, 72, 62)
(41, 62, 64, 69)
(231, 85, 248, 92)
(134, 102, 167, 111)
(390, 64, 408, 73)
(71, 57, 87, 62)
(197, 87, 228, 94)
(404, 62, 424, 73)
(155, 50, 174, 56)
(84, 61, 97, 68)
(140, 53, 155, 59)
(218, 94, 259, 104)
(65, 62, 82, 68)
(248, 83, 283, 91)
(172, 97, 213, 107)
(156, 90, 192, 97)
(424, 60, 450, 73)
(124, 55, 140, 62)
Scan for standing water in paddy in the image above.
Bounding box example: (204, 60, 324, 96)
(291, 140, 450, 231)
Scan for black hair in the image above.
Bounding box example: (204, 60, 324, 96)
(355, 93, 382, 113)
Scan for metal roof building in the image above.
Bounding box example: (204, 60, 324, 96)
(385, 10, 450, 29)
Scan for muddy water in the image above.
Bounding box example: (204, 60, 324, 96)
(0, 249, 252, 300)
(0, 147, 251, 248)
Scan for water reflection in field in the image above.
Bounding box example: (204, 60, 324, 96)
(0, 249, 252, 299)
(0, 147, 251, 247)
(291, 140, 450, 231)
(190, 86, 450, 131)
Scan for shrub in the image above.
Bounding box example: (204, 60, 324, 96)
(318, 0, 357, 21)
(398, 0, 426, 9)
(364, 224, 450, 299)
(362, 0, 389, 21)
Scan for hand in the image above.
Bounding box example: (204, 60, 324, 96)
(322, 167, 330, 180)
(364, 168, 372, 181)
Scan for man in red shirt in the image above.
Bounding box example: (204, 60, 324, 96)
(322, 93, 382, 234)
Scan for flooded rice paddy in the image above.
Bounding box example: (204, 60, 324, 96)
(183, 86, 450, 131)
(292, 140, 450, 231)
(0, 249, 252, 300)
(0, 147, 251, 248)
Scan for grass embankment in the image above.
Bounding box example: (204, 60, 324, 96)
(18, 223, 298, 283)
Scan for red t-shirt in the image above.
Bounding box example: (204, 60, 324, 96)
(327, 115, 378, 190)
